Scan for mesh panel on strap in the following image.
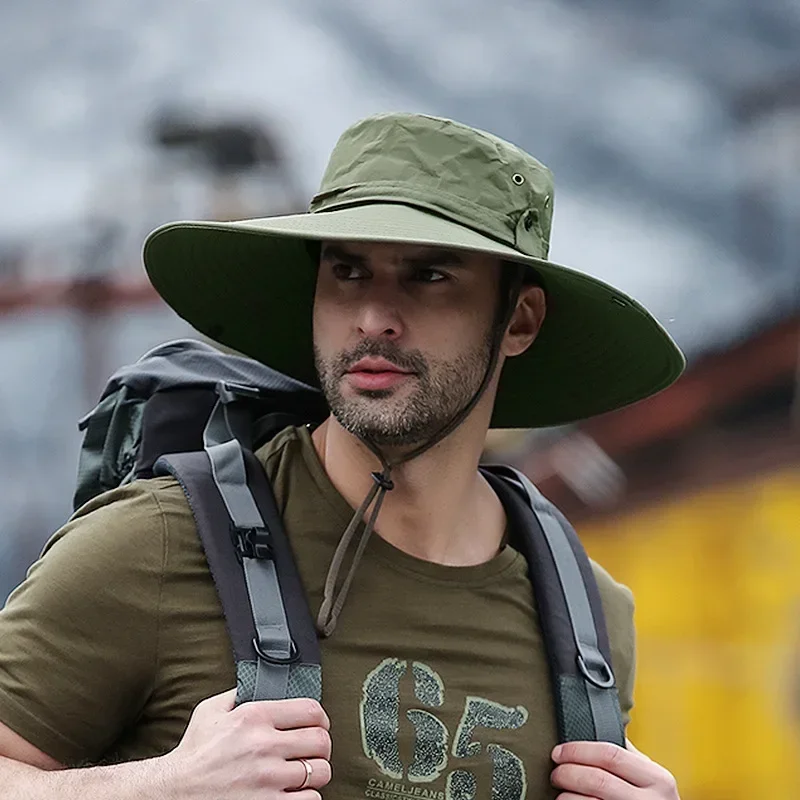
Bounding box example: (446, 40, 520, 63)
(236, 661, 322, 704)
(557, 675, 596, 742)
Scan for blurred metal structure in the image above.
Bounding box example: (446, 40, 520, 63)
(149, 108, 305, 220)
(0, 110, 301, 399)
(0, 111, 301, 600)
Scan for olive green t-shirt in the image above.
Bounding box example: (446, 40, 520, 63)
(0, 426, 635, 798)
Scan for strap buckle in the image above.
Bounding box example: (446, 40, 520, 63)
(233, 525, 273, 560)
(252, 637, 300, 665)
(577, 649, 616, 689)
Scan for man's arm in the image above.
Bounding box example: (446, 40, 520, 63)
(0, 717, 172, 800)
(1, 751, 164, 800)
(0, 718, 64, 770)
(0, 689, 333, 800)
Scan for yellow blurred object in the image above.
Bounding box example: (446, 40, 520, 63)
(580, 467, 800, 800)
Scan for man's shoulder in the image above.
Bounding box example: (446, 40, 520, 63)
(588, 558, 634, 617)
(70, 475, 187, 519)
(50, 424, 312, 562)
(587, 557, 635, 647)
(254, 424, 315, 504)
(41, 476, 192, 563)
(254, 424, 308, 472)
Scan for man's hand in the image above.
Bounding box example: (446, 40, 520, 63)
(162, 688, 333, 799)
(550, 739, 679, 800)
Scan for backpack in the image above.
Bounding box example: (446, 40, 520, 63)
(75, 338, 625, 746)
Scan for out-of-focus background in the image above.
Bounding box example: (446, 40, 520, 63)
(1, 0, 798, 796)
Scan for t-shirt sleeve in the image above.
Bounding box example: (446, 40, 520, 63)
(0, 480, 173, 766)
(590, 560, 637, 729)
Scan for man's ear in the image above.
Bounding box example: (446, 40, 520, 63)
(502, 285, 546, 357)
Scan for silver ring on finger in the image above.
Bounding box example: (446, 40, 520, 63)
(294, 757, 313, 791)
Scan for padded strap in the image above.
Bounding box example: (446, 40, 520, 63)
(243, 558, 293, 700)
(482, 465, 625, 745)
(201, 387, 295, 699)
(523, 488, 622, 743)
(154, 451, 257, 663)
(154, 447, 321, 703)
(203, 384, 263, 529)
(206, 438, 264, 529)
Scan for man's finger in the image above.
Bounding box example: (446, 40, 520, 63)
(551, 763, 637, 800)
(274, 726, 332, 760)
(283, 757, 332, 791)
(552, 741, 655, 788)
(234, 697, 330, 731)
(552, 795, 601, 800)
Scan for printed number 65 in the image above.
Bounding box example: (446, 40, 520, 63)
(360, 659, 529, 800)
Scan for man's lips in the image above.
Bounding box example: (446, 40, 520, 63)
(347, 357, 413, 374)
(346, 358, 415, 391)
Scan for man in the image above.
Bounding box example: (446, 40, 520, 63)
(0, 112, 683, 799)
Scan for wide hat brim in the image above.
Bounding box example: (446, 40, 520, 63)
(143, 202, 685, 429)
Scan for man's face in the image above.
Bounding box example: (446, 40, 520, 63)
(312, 241, 504, 448)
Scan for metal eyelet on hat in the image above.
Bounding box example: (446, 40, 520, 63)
(512, 173, 525, 185)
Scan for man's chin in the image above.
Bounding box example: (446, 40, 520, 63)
(350, 387, 396, 400)
(331, 408, 433, 450)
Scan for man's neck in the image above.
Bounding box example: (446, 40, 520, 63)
(311, 417, 506, 566)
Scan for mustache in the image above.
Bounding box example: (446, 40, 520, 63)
(333, 339, 429, 377)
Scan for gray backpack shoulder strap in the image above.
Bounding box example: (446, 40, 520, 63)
(155, 383, 321, 704)
(481, 464, 626, 746)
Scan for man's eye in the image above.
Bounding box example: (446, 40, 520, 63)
(414, 268, 448, 283)
(332, 264, 367, 281)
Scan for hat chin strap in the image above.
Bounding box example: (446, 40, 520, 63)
(316, 273, 523, 637)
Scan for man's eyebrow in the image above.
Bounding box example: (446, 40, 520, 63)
(320, 244, 366, 265)
(319, 245, 466, 268)
(405, 250, 466, 268)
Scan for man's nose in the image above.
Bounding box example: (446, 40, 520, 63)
(355, 291, 404, 340)
(356, 303, 403, 339)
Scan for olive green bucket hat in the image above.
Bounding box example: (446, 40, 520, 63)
(143, 112, 685, 428)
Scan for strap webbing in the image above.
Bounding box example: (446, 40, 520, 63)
(242, 559, 293, 700)
(503, 467, 624, 744)
(202, 386, 295, 699)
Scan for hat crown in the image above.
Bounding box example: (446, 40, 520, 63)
(309, 113, 555, 260)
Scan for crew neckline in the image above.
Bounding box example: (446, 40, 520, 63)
(286, 425, 522, 585)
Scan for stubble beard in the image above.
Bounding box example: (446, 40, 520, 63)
(314, 335, 493, 448)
